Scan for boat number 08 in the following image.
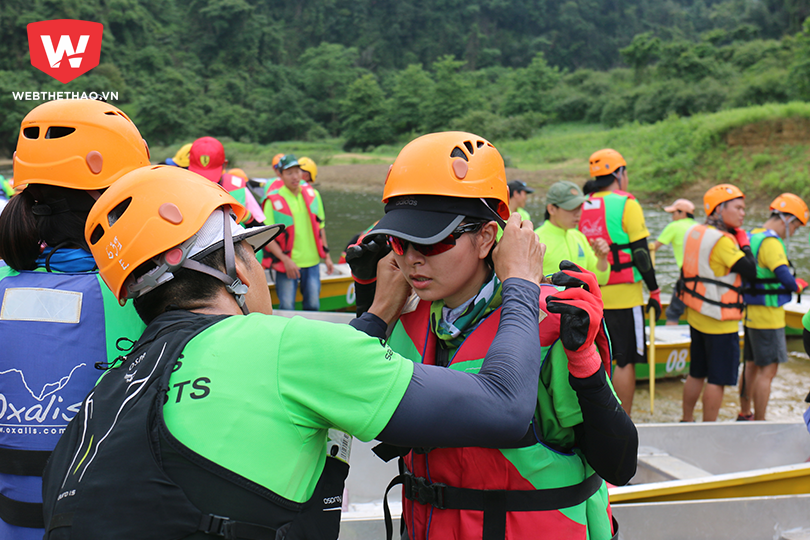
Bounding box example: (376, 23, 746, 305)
(666, 349, 688, 372)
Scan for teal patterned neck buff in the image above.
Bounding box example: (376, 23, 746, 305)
(429, 273, 502, 350)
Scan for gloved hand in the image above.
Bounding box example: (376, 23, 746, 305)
(546, 261, 605, 378)
(732, 227, 750, 249)
(797, 278, 808, 294)
(647, 288, 662, 321)
(345, 234, 391, 285)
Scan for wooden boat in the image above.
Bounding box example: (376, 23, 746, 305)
(266, 262, 356, 312)
(610, 421, 810, 504)
(783, 293, 810, 333)
(637, 324, 744, 381)
(612, 494, 810, 540)
(610, 421, 810, 540)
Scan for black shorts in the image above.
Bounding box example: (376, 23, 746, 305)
(689, 326, 740, 386)
(604, 306, 646, 368)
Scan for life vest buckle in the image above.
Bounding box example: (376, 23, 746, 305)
(199, 513, 236, 539)
(405, 474, 446, 509)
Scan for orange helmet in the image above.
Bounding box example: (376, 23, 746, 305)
(85, 165, 282, 306)
(770, 193, 809, 225)
(588, 149, 626, 178)
(298, 157, 318, 183)
(382, 131, 509, 220)
(14, 99, 150, 190)
(227, 168, 249, 181)
(271, 153, 284, 171)
(704, 184, 745, 216)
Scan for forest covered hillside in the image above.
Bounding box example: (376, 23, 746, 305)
(2, 0, 810, 152)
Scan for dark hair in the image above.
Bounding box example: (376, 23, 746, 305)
(463, 216, 495, 271)
(686, 212, 694, 219)
(582, 180, 598, 195)
(0, 185, 94, 271)
(132, 242, 253, 324)
(544, 208, 551, 221)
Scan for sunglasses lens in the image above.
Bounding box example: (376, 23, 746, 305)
(389, 236, 406, 256)
(389, 235, 457, 256)
(417, 237, 456, 256)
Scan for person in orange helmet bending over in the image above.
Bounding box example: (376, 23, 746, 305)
(678, 184, 757, 422)
(41, 164, 574, 540)
(0, 99, 149, 540)
(578, 148, 661, 417)
(738, 193, 809, 421)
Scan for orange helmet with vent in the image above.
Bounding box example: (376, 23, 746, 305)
(704, 184, 745, 216)
(588, 149, 626, 178)
(14, 99, 150, 190)
(85, 166, 286, 304)
(770, 193, 809, 225)
(271, 153, 284, 170)
(382, 131, 509, 220)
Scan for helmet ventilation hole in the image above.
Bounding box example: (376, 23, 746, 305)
(45, 126, 76, 139)
(450, 147, 468, 161)
(108, 197, 132, 227)
(477, 140, 485, 148)
(23, 127, 40, 139)
(159, 202, 184, 225)
(89, 224, 105, 245)
(86, 151, 103, 174)
(463, 141, 474, 155)
(452, 159, 468, 179)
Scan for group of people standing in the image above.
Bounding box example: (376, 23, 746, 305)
(0, 95, 806, 540)
(520, 149, 808, 424)
(162, 137, 336, 311)
(1, 102, 634, 540)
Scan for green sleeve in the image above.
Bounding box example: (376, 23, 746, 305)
(278, 317, 414, 442)
(657, 221, 676, 245)
(97, 274, 146, 363)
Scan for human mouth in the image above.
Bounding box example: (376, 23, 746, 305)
(410, 274, 432, 289)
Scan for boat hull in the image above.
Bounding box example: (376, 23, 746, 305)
(266, 262, 356, 312)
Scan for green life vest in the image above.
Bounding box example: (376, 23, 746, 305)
(744, 230, 792, 307)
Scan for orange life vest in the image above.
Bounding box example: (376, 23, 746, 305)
(679, 224, 745, 321)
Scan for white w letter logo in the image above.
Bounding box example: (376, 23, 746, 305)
(40, 35, 89, 69)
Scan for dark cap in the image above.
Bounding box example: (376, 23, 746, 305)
(508, 180, 534, 197)
(371, 195, 500, 244)
(275, 154, 300, 171)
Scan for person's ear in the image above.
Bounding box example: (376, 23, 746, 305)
(233, 251, 252, 289)
(477, 222, 499, 259)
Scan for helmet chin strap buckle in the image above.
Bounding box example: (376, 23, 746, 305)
(227, 279, 248, 297)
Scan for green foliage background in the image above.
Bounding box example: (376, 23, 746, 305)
(2, 0, 810, 158)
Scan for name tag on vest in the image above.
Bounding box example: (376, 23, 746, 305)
(1, 287, 82, 323)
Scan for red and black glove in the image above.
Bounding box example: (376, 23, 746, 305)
(345, 233, 391, 285)
(797, 278, 808, 294)
(647, 288, 662, 321)
(732, 227, 750, 249)
(546, 261, 609, 378)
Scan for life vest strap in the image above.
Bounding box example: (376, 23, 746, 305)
(0, 491, 44, 529)
(681, 276, 745, 310)
(609, 241, 634, 273)
(197, 513, 278, 540)
(0, 446, 51, 476)
(386, 471, 603, 540)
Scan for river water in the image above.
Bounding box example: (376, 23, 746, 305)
(319, 188, 810, 424)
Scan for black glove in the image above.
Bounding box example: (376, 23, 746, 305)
(345, 234, 391, 284)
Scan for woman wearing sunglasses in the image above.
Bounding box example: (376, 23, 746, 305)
(353, 132, 637, 540)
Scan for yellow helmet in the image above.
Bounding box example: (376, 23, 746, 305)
(298, 157, 318, 183)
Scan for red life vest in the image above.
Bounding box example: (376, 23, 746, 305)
(578, 191, 641, 285)
(389, 286, 614, 540)
(263, 185, 327, 272)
